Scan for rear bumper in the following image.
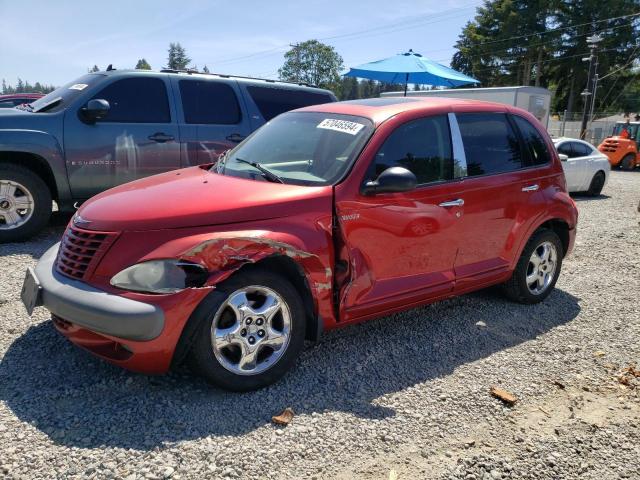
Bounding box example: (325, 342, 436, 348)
(35, 244, 165, 341)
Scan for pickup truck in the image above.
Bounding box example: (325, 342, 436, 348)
(0, 69, 336, 242)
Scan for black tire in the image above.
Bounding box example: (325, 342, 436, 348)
(620, 154, 635, 171)
(587, 171, 605, 196)
(188, 267, 306, 391)
(0, 163, 52, 243)
(502, 229, 563, 304)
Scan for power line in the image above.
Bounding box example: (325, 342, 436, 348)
(209, 3, 482, 66)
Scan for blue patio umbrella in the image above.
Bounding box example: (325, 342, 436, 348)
(344, 49, 479, 96)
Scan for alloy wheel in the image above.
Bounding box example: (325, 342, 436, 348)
(526, 241, 558, 295)
(0, 180, 34, 230)
(211, 286, 291, 376)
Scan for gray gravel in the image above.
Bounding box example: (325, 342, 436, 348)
(1, 171, 639, 480)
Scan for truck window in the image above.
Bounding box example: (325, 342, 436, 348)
(93, 77, 171, 123)
(512, 115, 550, 166)
(456, 113, 522, 176)
(179, 80, 241, 125)
(370, 115, 453, 185)
(246, 86, 334, 121)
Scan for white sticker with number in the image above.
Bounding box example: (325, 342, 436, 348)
(68, 84, 88, 91)
(317, 118, 365, 135)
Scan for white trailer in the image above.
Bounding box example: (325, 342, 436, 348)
(381, 86, 552, 127)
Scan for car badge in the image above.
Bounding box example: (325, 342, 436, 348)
(73, 215, 92, 227)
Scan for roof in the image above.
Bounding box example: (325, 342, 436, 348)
(0, 93, 43, 99)
(296, 96, 512, 125)
(92, 69, 332, 93)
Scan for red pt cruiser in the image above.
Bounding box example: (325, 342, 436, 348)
(23, 98, 578, 391)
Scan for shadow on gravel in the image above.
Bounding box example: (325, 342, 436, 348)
(0, 212, 69, 257)
(570, 193, 611, 202)
(0, 288, 580, 450)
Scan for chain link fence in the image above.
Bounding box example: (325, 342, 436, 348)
(547, 111, 634, 146)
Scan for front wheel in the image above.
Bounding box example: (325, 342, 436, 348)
(502, 229, 563, 304)
(188, 268, 306, 391)
(0, 164, 52, 242)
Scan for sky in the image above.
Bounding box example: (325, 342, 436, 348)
(0, 0, 481, 88)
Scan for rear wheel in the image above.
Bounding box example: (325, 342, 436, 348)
(620, 154, 635, 171)
(587, 171, 605, 196)
(188, 268, 306, 391)
(0, 164, 52, 243)
(502, 229, 563, 304)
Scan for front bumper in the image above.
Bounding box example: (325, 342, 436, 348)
(33, 244, 165, 341)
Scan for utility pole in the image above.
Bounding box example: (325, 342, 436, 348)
(289, 43, 301, 83)
(579, 34, 603, 140)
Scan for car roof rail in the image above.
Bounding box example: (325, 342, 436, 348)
(157, 68, 319, 88)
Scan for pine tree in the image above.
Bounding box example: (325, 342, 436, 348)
(202, 65, 210, 73)
(135, 58, 152, 70)
(167, 43, 191, 70)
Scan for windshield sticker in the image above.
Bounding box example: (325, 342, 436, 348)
(68, 84, 88, 91)
(317, 118, 365, 135)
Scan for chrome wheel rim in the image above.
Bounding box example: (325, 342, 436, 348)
(526, 241, 557, 295)
(211, 286, 291, 376)
(0, 180, 34, 230)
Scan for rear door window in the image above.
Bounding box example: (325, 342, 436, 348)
(179, 80, 241, 124)
(512, 115, 551, 166)
(369, 115, 453, 185)
(456, 113, 522, 176)
(92, 77, 170, 123)
(246, 86, 334, 121)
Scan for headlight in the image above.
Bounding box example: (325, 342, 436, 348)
(110, 260, 208, 294)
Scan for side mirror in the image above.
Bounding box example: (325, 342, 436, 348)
(362, 166, 417, 195)
(81, 99, 110, 123)
(558, 153, 568, 162)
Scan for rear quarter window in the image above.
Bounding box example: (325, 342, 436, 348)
(246, 86, 334, 121)
(512, 115, 551, 166)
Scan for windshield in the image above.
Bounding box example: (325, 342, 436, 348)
(221, 112, 374, 186)
(28, 74, 106, 113)
(612, 122, 638, 139)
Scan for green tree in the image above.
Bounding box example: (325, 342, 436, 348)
(135, 58, 152, 70)
(88, 65, 100, 73)
(278, 40, 343, 89)
(202, 65, 210, 73)
(451, 0, 640, 114)
(167, 42, 191, 70)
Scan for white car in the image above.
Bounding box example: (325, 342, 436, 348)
(553, 137, 610, 196)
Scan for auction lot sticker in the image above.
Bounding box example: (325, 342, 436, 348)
(317, 118, 365, 135)
(68, 84, 88, 90)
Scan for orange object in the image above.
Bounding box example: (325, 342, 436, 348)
(598, 121, 639, 169)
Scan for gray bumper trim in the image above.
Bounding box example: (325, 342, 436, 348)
(35, 243, 165, 341)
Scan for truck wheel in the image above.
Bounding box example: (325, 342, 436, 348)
(587, 171, 605, 196)
(502, 229, 563, 304)
(620, 154, 635, 171)
(0, 164, 52, 243)
(188, 267, 306, 391)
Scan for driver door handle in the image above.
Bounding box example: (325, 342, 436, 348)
(226, 133, 246, 143)
(148, 132, 174, 143)
(522, 184, 539, 192)
(439, 199, 464, 207)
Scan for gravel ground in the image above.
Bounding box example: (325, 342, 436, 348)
(1, 171, 639, 480)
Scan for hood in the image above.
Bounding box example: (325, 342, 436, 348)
(0, 107, 60, 130)
(77, 166, 333, 232)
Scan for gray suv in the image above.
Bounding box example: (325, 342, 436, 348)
(0, 69, 336, 241)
